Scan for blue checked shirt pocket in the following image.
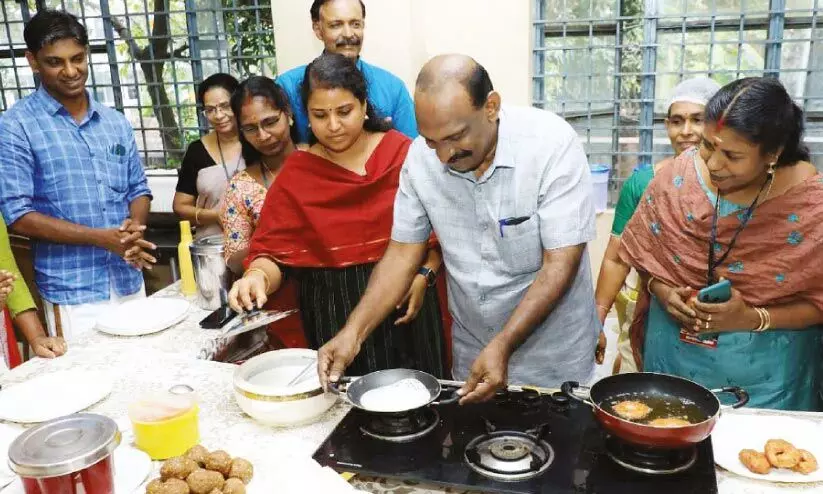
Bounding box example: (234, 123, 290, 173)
(104, 142, 130, 193)
(498, 214, 542, 275)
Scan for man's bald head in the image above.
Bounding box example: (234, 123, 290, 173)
(413, 54, 501, 176)
(416, 54, 493, 109)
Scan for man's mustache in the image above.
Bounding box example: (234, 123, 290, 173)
(336, 36, 361, 47)
(448, 150, 472, 164)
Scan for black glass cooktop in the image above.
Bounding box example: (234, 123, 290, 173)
(313, 389, 718, 494)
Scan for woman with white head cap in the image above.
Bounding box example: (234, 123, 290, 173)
(594, 77, 721, 373)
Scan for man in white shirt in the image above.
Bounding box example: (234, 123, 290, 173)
(317, 54, 598, 403)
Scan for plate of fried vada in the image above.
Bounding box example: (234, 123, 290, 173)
(712, 414, 823, 482)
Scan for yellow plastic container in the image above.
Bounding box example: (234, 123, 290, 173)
(178, 220, 197, 296)
(128, 391, 199, 460)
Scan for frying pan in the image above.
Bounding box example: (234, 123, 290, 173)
(330, 368, 460, 414)
(562, 372, 749, 449)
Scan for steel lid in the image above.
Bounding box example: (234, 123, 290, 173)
(8, 413, 121, 478)
(190, 234, 224, 254)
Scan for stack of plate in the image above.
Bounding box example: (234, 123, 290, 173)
(95, 298, 191, 337)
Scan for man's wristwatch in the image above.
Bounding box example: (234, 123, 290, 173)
(417, 267, 437, 287)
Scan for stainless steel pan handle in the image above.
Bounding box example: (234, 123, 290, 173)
(561, 381, 595, 408)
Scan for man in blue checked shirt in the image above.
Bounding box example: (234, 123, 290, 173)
(0, 10, 156, 340)
(276, 0, 417, 144)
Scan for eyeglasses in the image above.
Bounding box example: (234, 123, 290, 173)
(239, 114, 283, 137)
(202, 102, 232, 117)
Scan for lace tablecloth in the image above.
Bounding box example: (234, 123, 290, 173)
(71, 282, 269, 361)
(2, 283, 823, 493)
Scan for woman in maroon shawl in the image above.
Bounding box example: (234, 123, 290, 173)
(228, 53, 446, 378)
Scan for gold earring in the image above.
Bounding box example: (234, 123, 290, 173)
(768, 162, 776, 175)
(289, 117, 294, 126)
(364, 114, 369, 120)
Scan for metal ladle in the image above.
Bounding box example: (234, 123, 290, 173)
(286, 359, 317, 387)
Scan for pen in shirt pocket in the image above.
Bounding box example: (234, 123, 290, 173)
(498, 216, 530, 237)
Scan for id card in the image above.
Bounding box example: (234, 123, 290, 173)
(679, 329, 718, 349)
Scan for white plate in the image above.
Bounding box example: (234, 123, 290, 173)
(712, 413, 823, 482)
(113, 445, 151, 493)
(0, 370, 113, 423)
(95, 298, 190, 336)
(1, 444, 151, 494)
(0, 424, 24, 489)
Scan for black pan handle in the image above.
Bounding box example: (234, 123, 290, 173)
(431, 384, 461, 406)
(328, 377, 352, 396)
(561, 381, 594, 408)
(711, 386, 749, 409)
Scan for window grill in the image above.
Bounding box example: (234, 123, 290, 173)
(0, 0, 276, 169)
(533, 0, 823, 206)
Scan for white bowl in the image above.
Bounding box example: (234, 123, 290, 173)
(233, 349, 337, 426)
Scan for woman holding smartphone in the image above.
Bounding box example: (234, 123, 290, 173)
(619, 77, 823, 411)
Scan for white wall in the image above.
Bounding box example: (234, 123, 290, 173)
(271, 0, 532, 106)
(269, 0, 611, 284)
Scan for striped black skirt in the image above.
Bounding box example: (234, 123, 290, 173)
(291, 263, 446, 379)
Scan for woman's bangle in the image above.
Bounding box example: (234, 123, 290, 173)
(194, 207, 202, 225)
(244, 267, 271, 293)
(596, 304, 611, 313)
(753, 307, 771, 332)
(646, 276, 656, 294)
(753, 307, 764, 331)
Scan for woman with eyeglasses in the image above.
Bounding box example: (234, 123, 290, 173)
(228, 53, 447, 378)
(220, 76, 297, 275)
(619, 77, 823, 410)
(219, 76, 305, 350)
(174, 73, 244, 239)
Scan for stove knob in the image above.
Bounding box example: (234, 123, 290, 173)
(521, 390, 541, 405)
(549, 391, 570, 408)
(494, 390, 512, 405)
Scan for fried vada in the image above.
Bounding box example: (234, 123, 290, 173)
(612, 400, 652, 421)
(765, 439, 801, 469)
(739, 449, 772, 475)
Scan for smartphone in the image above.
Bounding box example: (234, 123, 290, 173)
(199, 305, 237, 329)
(697, 279, 732, 304)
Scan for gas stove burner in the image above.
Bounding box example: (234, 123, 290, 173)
(464, 431, 554, 482)
(489, 438, 531, 460)
(605, 436, 697, 475)
(359, 408, 439, 443)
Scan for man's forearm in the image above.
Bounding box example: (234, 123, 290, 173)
(343, 240, 427, 343)
(495, 244, 586, 352)
(11, 212, 103, 247)
(129, 195, 151, 225)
